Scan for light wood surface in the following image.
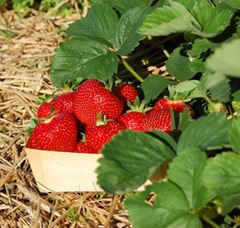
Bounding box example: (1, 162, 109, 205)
(25, 148, 165, 192)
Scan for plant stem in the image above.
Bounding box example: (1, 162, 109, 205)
(119, 56, 144, 83)
(157, 40, 170, 58)
(201, 215, 221, 228)
(204, 95, 218, 114)
(146, 36, 170, 58)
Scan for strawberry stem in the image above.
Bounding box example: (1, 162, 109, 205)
(119, 56, 144, 83)
(146, 36, 170, 58)
(201, 214, 221, 228)
(156, 40, 170, 58)
(204, 95, 218, 114)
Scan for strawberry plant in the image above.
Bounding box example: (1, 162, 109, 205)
(27, 0, 240, 227)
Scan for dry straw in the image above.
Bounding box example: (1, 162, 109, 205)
(0, 1, 169, 227)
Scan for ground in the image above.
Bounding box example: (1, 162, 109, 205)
(0, 5, 132, 227)
(0, 2, 169, 227)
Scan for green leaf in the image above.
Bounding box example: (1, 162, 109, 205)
(124, 182, 202, 228)
(138, 5, 193, 36)
(166, 46, 196, 81)
(202, 152, 240, 196)
(199, 70, 236, 102)
(177, 108, 191, 132)
(190, 1, 233, 38)
(168, 0, 201, 30)
(175, 80, 199, 93)
(96, 130, 176, 194)
(187, 86, 206, 99)
(199, 71, 227, 90)
(206, 39, 240, 78)
(209, 77, 231, 102)
(140, 74, 177, 102)
(188, 38, 219, 57)
(171, 0, 196, 11)
(65, 3, 118, 47)
(233, 90, 240, 101)
(189, 58, 205, 73)
(168, 148, 216, 210)
(65, 4, 151, 53)
(116, 6, 152, 55)
(50, 37, 118, 88)
(101, 0, 154, 14)
(229, 118, 240, 154)
(178, 113, 231, 153)
(147, 129, 178, 153)
(51, 4, 151, 88)
(220, 0, 240, 10)
(222, 193, 240, 214)
(0, 0, 6, 7)
(188, 39, 218, 74)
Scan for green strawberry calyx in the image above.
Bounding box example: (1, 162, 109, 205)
(95, 112, 115, 126)
(127, 97, 153, 114)
(24, 118, 39, 135)
(35, 93, 59, 105)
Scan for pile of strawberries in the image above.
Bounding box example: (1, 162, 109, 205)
(27, 79, 194, 153)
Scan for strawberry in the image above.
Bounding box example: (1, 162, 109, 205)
(74, 79, 123, 125)
(27, 133, 41, 149)
(141, 110, 171, 134)
(118, 112, 148, 131)
(83, 124, 96, 134)
(118, 99, 152, 131)
(29, 112, 78, 152)
(152, 98, 194, 117)
(113, 83, 138, 111)
(37, 91, 76, 118)
(53, 91, 76, 112)
(75, 141, 98, 154)
(85, 121, 125, 152)
(37, 102, 54, 119)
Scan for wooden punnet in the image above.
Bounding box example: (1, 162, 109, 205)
(25, 148, 167, 192)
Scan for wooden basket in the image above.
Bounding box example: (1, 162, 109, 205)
(25, 148, 167, 192)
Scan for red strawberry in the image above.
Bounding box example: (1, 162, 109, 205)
(29, 112, 78, 152)
(83, 124, 96, 134)
(75, 141, 98, 154)
(27, 133, 41, 149)
(141, 110, 171, 134)
(53, 91, 76, 112)
(85, 121, 125, 152)
(74, 79, 123, 125)
(118, 99, 152, 131)
(118, 112, 148, 131)
(153, 98, 194, 117)
(37, 91, 76, 118)
(37, 102, 53, 119)
(113, 83, 138, 110)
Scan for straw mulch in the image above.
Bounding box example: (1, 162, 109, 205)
(0, 3, 169, 227)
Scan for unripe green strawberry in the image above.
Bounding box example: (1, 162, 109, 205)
(74, 79, 123, 125)
(141, 110, 171, 134)
(29, 112, 78, 152)
(85, 121, 125, 152)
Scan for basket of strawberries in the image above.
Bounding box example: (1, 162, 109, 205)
(25, 78, 193, 192)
